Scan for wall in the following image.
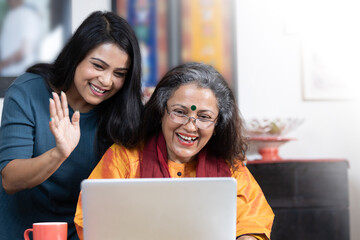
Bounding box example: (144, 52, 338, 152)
(71, 0, 111, 32)
(236, 0, 360, 239)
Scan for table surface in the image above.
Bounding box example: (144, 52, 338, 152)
(247, 158, 348, 165)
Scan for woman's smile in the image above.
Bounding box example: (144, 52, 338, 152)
(89, 83, 108, 96)
(175, 132, 199, 146)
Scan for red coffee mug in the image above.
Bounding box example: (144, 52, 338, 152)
(24, 222, 67, 240)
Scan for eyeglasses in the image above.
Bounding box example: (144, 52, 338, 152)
(166, 107, 217, 130)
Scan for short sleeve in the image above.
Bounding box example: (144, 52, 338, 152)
(0, 83, 35, 171)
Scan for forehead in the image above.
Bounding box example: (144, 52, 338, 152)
(167, 84, 218, 112)
(83, 43, 130, 67)
(87, 43, 127, 58)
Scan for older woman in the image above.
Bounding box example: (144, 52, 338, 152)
(74, 62, 274, 240)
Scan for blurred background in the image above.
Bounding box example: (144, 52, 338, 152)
(0, 0, 71, 76)
(0, 0, 359, 239)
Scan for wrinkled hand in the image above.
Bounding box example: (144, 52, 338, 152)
(49, 91, 80, 159)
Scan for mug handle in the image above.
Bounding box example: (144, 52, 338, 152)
(24, 228, 33, 240)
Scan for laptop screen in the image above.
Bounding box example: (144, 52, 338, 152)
(81, 178, 237, 240)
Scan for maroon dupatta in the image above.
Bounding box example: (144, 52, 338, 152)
(140, 132, 231, 178)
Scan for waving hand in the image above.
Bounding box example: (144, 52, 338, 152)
(49, 91, 81, 159)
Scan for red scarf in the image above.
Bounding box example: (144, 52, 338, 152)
(140, 132, 231, 178)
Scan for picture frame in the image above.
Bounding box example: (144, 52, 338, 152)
(301, 39, 359, 101)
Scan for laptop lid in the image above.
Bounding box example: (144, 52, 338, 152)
(81, 178, 237, 240)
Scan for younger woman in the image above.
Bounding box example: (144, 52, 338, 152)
(0, 11, 143, 239)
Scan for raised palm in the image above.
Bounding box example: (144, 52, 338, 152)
(49, 91, 80, 159)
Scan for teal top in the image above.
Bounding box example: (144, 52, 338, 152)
(0, 73, 99, 239)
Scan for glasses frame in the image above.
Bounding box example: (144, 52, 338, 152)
(165, 106, 217, 130)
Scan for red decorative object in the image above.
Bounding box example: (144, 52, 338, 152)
(248, 137, 295, 161)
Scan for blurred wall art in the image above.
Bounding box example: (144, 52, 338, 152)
(113, 0, 237, 101)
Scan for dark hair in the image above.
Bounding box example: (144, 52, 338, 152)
(142, 62, 248, 169)
(27, 11, 143, 157)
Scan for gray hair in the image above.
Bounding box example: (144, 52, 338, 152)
(142, 62, 247, 167)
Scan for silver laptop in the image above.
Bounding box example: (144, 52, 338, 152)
(81, 178, 237, 240)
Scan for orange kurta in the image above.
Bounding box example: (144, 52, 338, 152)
(74, 144, 274, 240)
